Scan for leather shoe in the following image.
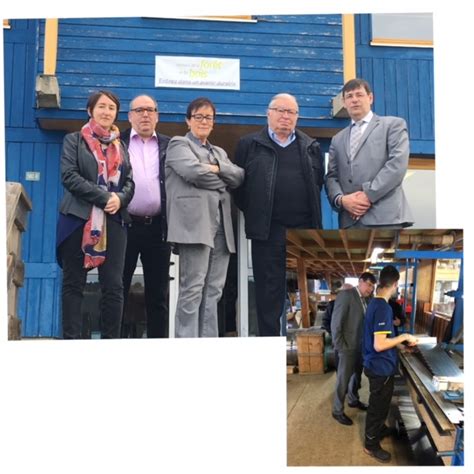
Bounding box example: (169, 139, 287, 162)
(332, 412, 353, 425)
(364, 446, 391, 463)
(348, 400, 368, 410)
(380, 425, 397, 439)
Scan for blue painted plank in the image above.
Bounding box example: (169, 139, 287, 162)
(407, 61, 421, 140)
(52, 276, 62, 338)
(54, 24, 343, 49)
(6, 127, 67, 143)
(23, 278, 41, 336)
(3, 42, 14, 126)
(10, 43, 27, 128)
(52, 54, 343, 74)
(56, 15, 342, 34)
(383, 59, 397, 115)
(18, 279, 28, 334)
(39, 280, 56, 337)
(5, 142, 21, 181)
(18, 142, 35, 262)
(25, 263, 59, 278)
(372, 58, 386, 116)
(29, 142, 47, 263)
(43, 143, 62, 262)
(395, 60, 409, 121)
(419, 60, 434, 140)
(356, 44, 433, 60)
(23, 43, 38, 129)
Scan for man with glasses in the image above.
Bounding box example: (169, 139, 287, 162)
(234, 93, 324, 336)
(326, 78, 414, 229)
(121, 95, 171, 338)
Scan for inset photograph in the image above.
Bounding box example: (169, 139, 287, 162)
(286, 229, 463, 466)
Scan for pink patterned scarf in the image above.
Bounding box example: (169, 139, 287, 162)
(81, 119, 123, 269)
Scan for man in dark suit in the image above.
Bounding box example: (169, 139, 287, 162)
(234, 93, 324, 337)
(331, 272, 376, 425)
(326, 78, 414, 228)
(121, 95, 171, 338)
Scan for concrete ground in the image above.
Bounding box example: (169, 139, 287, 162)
(287, 370, 416, 467)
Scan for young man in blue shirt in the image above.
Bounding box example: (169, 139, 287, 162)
(362, 265, 417, 463)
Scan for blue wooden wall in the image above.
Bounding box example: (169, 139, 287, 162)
(356, 14, 434, 155)
(4, 14, 435, 337)
(36, 15, 347, 128)
(5, 20, 64, 337)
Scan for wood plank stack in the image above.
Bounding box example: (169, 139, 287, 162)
(6, 182, 32, 340)
(296, 328, 325, 374)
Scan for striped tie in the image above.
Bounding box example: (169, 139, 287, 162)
(350, 120, 363, 160)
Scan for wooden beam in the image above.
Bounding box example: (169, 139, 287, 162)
(44, 19, 59, 75)
(339, 230, 356, 275)
(297, 257, 310, 328)
(342, 14, 356, 82)
(364, 230, 376, 273)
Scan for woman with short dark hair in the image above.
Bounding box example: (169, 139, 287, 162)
(165, 97, 244, 337)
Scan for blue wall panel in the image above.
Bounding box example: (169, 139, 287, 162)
(36, 15, 345, 126)
(5, 20, 65, 337)
(4, 14, 436, 336)
(355, 14, 434, 155)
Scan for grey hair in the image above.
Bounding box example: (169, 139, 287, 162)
(129, 95, 158, 112)
(268, 93, 299, 109)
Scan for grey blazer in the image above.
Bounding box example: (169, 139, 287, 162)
(330, 287, 368, 353)
(59, 131, 134, 222)
(165, 133, 244, 252)
(325, 114, 414, 228)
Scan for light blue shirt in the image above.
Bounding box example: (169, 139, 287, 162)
(268, 127, 296, 148)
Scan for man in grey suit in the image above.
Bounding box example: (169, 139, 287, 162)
(326, 78, 414, 228)
(331, 272, 376, 425)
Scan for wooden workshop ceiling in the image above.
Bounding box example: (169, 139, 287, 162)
(286, 229, 463, 279)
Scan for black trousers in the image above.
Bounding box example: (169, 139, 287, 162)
(364, 368, 395, 449)
(122, 214, 171, 338)
(251, 221, 287, 337)
(60, 217, 127, 339)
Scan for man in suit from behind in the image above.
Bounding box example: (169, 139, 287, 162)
(331, 272, 376, 426)
(326, 78, 414, 229)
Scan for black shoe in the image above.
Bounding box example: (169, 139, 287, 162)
(332, 412, 353, 425)
(364, 446, 391, 463)
(380, 425, 397, 439)
(348, 400, 368, 411)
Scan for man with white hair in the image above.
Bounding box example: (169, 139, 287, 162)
(234, 93, 324, 336)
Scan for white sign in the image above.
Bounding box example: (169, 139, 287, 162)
(155, 56, 240, 90)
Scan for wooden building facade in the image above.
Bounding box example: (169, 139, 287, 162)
(3, 14, 434, 337)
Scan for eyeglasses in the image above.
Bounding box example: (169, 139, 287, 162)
(268, 107, 299, 116)
(130, 107, 157, 114)
(191, 114, 215, 122)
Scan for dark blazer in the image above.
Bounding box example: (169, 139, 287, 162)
(326, 114, 414, 228)
(330, 287, 368, 353)
(59, 131, 134, 222)
(121, 128, 170, 238)
(233, 128, 324, 240)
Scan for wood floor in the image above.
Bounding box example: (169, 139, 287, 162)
(287, 370, 416, 466)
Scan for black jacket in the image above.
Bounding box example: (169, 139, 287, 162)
(121, 128, 170, 239)
(60, 131, 135, 223)
(233, 128, 324, 240)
